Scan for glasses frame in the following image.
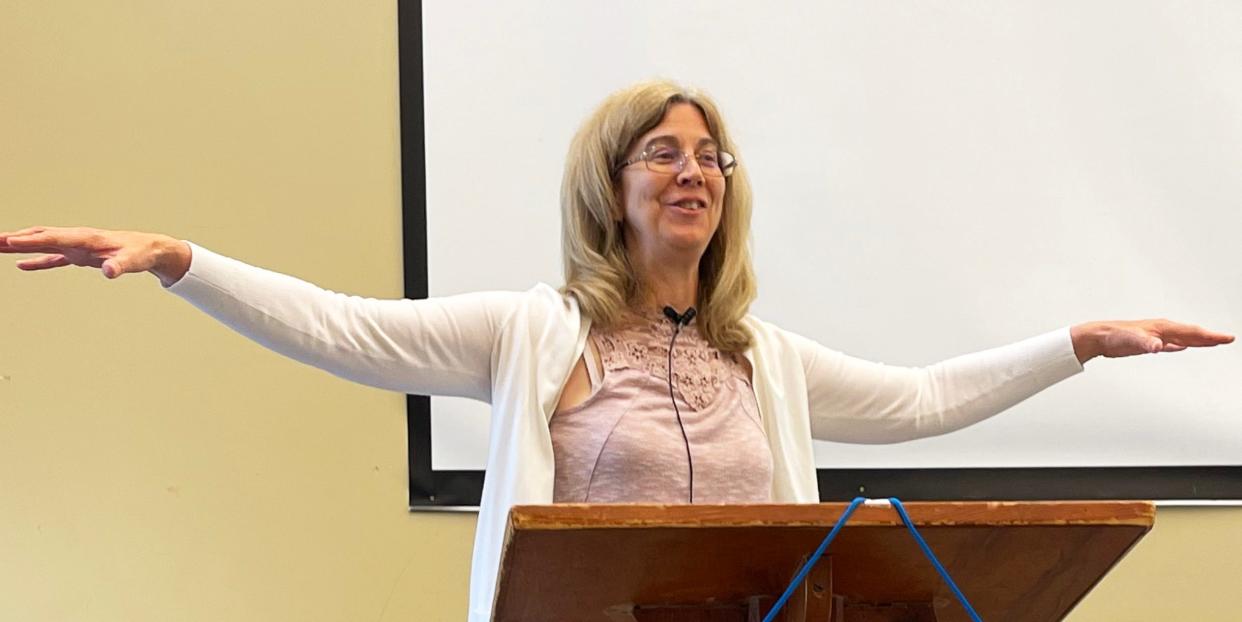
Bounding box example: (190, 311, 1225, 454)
(614, 141, 737, 178)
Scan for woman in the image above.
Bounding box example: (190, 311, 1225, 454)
(1, 80, 1232, 621)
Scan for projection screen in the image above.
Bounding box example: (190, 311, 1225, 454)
(403, 0, 1242, 505)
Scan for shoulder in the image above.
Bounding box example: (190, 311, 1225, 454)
(497, 283, 585, 332)
(742, 314, 800, 348)
(524, 283, 581, 319)
(451, 283, 576, 315)
(741, 314, 823, 365)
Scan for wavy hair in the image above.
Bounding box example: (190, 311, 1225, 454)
(560, 80, 757, 352)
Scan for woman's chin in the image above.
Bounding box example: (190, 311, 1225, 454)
(661, 230, 713, 255)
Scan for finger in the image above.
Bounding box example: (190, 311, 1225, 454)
(3, 232, 62, 247)
(1160, 343, 1188, 352)
(0, 226, 49, 240)
(0, 230, 94, 254)
(15, 254, 70, 271)
(1168, 337, 1234, 348)
(1158, 324, 1236, 346)
(101, 256, 131, 279)
(0, 233, 62, 253)
(0, 241, 70, 254)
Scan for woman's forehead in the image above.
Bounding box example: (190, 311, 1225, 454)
(637, 103, 715, 146)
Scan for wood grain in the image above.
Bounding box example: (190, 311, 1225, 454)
(495, 502, 1153, 622)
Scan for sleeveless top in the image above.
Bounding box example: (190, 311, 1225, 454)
(549, 312, 774, 504)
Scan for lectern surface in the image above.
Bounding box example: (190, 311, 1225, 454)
(495, 501, 1154, 622)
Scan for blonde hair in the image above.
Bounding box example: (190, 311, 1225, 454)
(560, 80, 757, 352)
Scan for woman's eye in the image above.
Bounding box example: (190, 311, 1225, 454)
(698, 152, 719, 167)
(649, 150, 678, 163)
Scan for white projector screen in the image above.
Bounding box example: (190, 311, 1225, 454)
(414, 1, 1241, 477)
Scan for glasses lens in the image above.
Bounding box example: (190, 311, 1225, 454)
(643, 143, 681, 174)
(638, 140, 736, 177)
(694, 151, 734, 177)
(696, 150, 721, 175)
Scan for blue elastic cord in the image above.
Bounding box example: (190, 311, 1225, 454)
(761, 496, 866, 622)
(888, 497, 983, 622)
(762, 497, 984, 622)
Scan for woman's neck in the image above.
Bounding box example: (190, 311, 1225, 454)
(629, 249, 700, 313)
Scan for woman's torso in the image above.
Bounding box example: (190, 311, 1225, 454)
(549, 312, 774, 503)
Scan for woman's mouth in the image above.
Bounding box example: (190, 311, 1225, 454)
(667, 199, 707, 214)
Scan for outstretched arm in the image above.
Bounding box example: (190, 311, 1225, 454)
(795, 320, 1232, 444)
(2, 226, 518, 401)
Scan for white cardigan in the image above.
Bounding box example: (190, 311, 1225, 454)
(167, 243, 1084, 621)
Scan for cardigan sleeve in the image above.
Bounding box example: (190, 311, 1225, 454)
(791, 328, 1085, 443)
(165, 243, 522, 402)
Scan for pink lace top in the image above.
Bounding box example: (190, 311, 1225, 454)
(549, 312, 774, 504)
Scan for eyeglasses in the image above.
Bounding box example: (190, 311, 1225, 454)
(615, 138, 737, 178)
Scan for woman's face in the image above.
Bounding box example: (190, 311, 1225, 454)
(616, 103, 727, 264)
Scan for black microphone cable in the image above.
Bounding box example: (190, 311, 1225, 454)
(662, 305, 697, 503)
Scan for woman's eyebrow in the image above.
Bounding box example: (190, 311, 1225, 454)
(644, 135, 679, 145)
(644, 135, 720, 148)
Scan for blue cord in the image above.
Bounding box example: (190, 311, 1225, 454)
(761, 496, 866, 622)
(889, 497, 983, 622)
(762, 497, 983, 622)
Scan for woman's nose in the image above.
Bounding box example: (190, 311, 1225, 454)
(676, 156, 705, 186)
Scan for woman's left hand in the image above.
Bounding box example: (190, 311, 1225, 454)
(1071, 320, 1234, 364)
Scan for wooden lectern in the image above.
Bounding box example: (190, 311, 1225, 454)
(494, 501, 1153, 621)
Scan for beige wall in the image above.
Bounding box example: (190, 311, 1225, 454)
(0, 2, 1236, 620)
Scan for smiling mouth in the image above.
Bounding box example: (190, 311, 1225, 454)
(669, 199, 707, 210)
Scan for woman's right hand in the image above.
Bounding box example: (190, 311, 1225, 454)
(0, 226, 191, 287)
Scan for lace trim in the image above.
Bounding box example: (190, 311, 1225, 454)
(592, 311, 741, 411)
